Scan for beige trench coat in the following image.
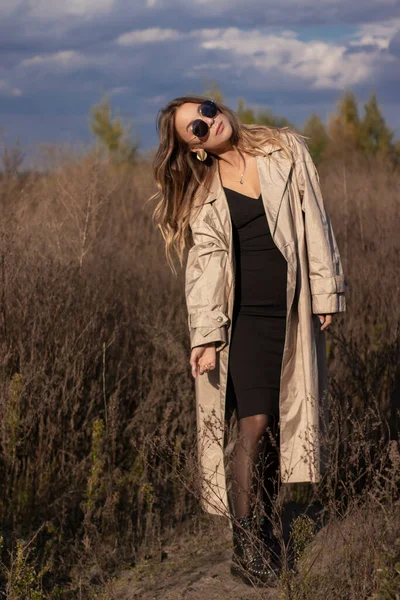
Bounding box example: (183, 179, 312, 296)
(185, 132, 348, 517)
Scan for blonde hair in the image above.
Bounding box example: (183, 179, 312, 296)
(149, 94, 305, 275)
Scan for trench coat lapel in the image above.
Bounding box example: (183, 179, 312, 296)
(256, 151, 294, 242)
(195, 146, 294, 247)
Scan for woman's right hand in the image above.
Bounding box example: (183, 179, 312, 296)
(189, 342, 216, 378)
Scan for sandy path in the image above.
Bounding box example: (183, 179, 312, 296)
(112, 516, 280, 600)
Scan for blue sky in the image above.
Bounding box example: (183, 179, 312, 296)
(1, 0, 400, 162)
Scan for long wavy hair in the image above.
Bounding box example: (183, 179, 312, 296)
(149, 95, 304, 275)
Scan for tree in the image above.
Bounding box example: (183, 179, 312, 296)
(339, 89, 360, 130)
(89, 94, 139, 165)
(203, 82, 225, 104)
(236, 98, 256, 124)
(236, 98, 293, 127)
(327, 89, 361, 156)
(396, 139, 400, 163)
(302, 114, 330, 164)
(358, 91, 396, 159)
(1, 137, 25, 176)
(257, 108, 293, 128)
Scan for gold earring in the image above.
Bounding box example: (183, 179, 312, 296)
(196, 149, 207, 162)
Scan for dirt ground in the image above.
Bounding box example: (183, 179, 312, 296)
(101, 498, 320, 600)
(110, 517, 279, 600)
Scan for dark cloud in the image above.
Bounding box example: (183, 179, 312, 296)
(0, 1, 399, 156)
(344, 44, 384, 55)
(2, 1, 400, 56)
(388, 29, 400, 57)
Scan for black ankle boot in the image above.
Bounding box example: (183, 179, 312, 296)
(256, 514, 282, 570)
(230, 514, 280, 587)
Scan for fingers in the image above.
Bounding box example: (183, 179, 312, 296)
(198, 360, 216, 376)
(189, 356, 216, 378)
(189, 356, 199, 379)
(318, 314, 333, 331)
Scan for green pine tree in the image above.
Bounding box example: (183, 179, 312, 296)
(325, 89, 363, 159)
(257, 107, 293, 128)
(359, 91, 396, 158)
(237, 98, 256, 124)
(89, 93, 139, 165)
(236, 98, 293, 127)
(203, 82, 225, 104)
(339, 89, 360, 130)
(395, 139, 400, 162)
(302, 113, 330, 164)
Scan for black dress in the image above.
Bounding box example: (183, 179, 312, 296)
(224, 186, 288, 422)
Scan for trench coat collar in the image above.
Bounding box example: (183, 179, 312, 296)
(193, 141, 294, 239)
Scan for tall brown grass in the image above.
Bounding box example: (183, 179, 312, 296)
(0, 144, 398, 598)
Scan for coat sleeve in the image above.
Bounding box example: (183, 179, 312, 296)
(185, 219, 230, 352)
(294, 141, 348, 314)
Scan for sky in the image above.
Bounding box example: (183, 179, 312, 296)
(1, 0, 400, 163)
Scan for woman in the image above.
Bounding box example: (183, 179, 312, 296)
(151, 96, 347, 586)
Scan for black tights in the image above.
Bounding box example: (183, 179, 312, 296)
(230, 413, 280, 519)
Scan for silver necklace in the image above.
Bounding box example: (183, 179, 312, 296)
(237, 156, 246, 184)
(220, 152, 247, 184)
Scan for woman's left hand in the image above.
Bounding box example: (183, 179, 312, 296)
(317, 314, 333, 331)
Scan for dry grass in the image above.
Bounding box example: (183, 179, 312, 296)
(0, 145, 398, 599)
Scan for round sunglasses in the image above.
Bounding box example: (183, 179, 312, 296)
(190, 100, 219, 139)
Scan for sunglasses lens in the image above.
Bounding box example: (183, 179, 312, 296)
(192, 119, 209, 138)
(200, 100, 218, 118)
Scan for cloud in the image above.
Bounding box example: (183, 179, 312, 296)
(145, 94, 169, 105)
(116, 27, 185, 45)
(26, 0, 116, 20)
(348, 19, 400, 49)
(0, 79, 22, 97)
(194, 27, 385, 89)
(0, 0, 24, 17)
(19, 51, 90, 70)
(109, 86, 130, 95)
(388, 29, 400, 57)
(1, 2, 400, 156)
(6, 22, 400, 99)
